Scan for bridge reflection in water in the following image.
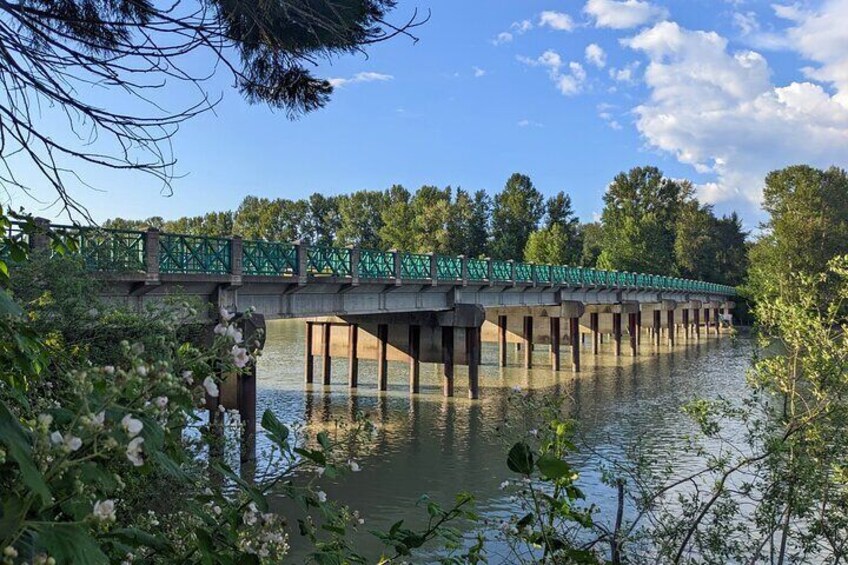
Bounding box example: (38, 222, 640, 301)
(258, 319, 751, 562)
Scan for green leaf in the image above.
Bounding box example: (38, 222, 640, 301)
(0, 288, 22, 316)
(507, 442, 534, 475)
(261, 410, 289, 447)
(0, 496, 25, 541)
(0, 400, 51, 504)
(36, 523, 109, 565)
(107, 527, 170, 552)
(537, 454, 573, 481)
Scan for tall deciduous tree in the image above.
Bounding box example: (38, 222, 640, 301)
(410, 185, 452, 253)
(578, 222, 603, 268)
(336, 190, 387, 248)
(748, 165, 848, 301)
(524, 191, 581, 265)
(491, 173, 544, 260)
(379, 185, 416, 251)
(597, 166, 686, 273)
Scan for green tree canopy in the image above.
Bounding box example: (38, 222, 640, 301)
(491, 173, 545, 260)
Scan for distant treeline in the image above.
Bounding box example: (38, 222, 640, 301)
(106, 167, 748, 286)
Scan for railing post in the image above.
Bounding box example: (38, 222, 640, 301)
(229, 235, 243, 282)
(348, 246, 360, 286)
(531, 263, 538, 287)
(429, 252, 439, 287)
(508, 259, 516, 286)
(486, 257, 494, 286)
(458, 254, 468, 287)
(296, 240, 308, 286)
(144, 227, 160, 281)
(30, 217, 51, 251)
(390, 248, 402, 286)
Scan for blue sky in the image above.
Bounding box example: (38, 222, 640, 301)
(9, 0, 848, 228)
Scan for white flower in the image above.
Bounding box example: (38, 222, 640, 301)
(528, 429, 539, 438)
(49, 431, 63, 445)
(316, 466, 325, 477)
(93, 499, 116, 522)
(358, 518, 365, 525)
(154, 396, 169, 410)
(126, 437, 144, 466)
(182, 370, 193, 384)
(203, 376, 219, 398)
(212, 505, 222, 516)
(87, 308, 99, 318)
(243, 502, 258, 525)
(219, 307, 235, 322)
(231, 345, 250, 368)
(316, 490, 327, 503)
(349, 461, 361, 472)
(225, 325, 243, 343)
(3, 546, 18, 558)
(136, 365, 148, 377)
(499, 480, 510, 490)
(37, 414, 53, 431)
(92, 411, 106, 428)
(213, 323, 227, 336)
(121, 415, 143, 438)
(65, 435, 82, 452)
(103, 365, 115, 375)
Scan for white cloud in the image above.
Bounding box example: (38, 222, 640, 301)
(519, 51, 587, 96)
(585, 43, 607, 68)
(513, 19, 534, 33)
(493, 31, 513, 45)
(328, 72, 393, 88)
(584, 0, 668, 29)
(732, 11, 759, 36)
(473, 66, 486, 78)
(609, 61, 640, 83)
(539, 11, 575, 31)
(517, 119, 544, 127)
(623, 20, 848, 207)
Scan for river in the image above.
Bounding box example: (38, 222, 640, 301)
(254, 319, 752, 562)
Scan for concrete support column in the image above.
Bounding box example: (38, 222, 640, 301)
(466, 326, 480, 399)
(636, 311, 642, 346)
(628, 312, 638, 357)
(694, 308, 701, 340)
(321, 323, 331, 385)
(550, 317, 561, 371)
(442, 327, 454, 397)
(523, 316, 533, 369)
(667, 310, 675, 347)
(409, 325, 421, 394)
(377, 324, 388, 391)
(613, 312, 622, 356)
(590, 312, 600, 355)
(704, 309, 711, 337)
(683, 309, 690, 340)
(304, 321, 314, 384)
(714, 308, 720, 335)
(238, 361, 257, 464)
(497, 315, 508, 367)
(347, 324, 359, 388)
(570, 317, 581, 373)
(653, 310, 662, 347)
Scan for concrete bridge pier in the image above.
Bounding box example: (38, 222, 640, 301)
(694, 308, 701, 341)
(682, 309, 690, 340)
(612, 312, 622, 356)
(590, 312, 600, 355)
(628, 312, 638, 356)
(704, 308, 711, 337)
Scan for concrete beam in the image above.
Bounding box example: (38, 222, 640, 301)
(640, 299, 677, 312)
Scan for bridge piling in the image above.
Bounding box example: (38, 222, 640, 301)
(467, 326, 480, 399)
(550, 317, 561, 371)
(694, 308, 701, 340)
(590, 312, 599, 355)
(497, 315, 508, 367)
(570, 317, 581, 372)
(714, 308, 720, 335)
(409, 325, 421, 394)
(442, 326, 455, 397)
(613, 312, 622, 356)
(667, 310, 675, 347)
(304, 321, 314, 384)
(321, 323, 331, 386)
(653, 311, 661, 347)
(683, 309, 690, 340)
(348, 324, 359, 388)
(377, 324, 388, 391)
(629, 313, 638, 357)
(523, 316, 533, 369)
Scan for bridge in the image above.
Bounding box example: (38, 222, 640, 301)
(15, 221, 736, 398)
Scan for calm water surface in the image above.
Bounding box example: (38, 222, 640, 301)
(254, 320, 752, 562)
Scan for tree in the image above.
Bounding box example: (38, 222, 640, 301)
(446, 188, 489, 257)
(410, 185, 452, 253)
(597, 166, 686, 273)
(336, 190, 387, 248)
(524, 224, 573, 265)
(578, 222, 602, 268)
(491, 173, 544, 260)
(748, 165, 848, 302)
(467, 190, 492, 258)
(305, 193, 341, 246)
(379, 185, 416, 251)
(3, 0, 424, 217)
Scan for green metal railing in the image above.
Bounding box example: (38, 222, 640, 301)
(243, 240, 297, 276)
(15, 222, 737, 295)
(160, 233, 230, 274)
(359, 249, 394, 279)
(400, 252, 430, 280)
